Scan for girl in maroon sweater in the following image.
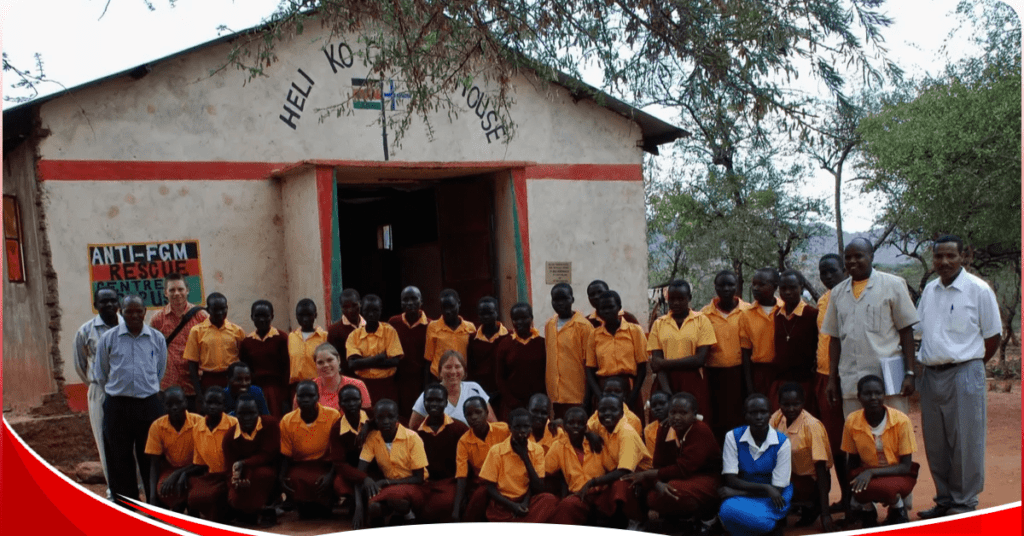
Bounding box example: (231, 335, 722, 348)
(388, 286, 430, 423)
(467, 296, 509, 396)
(495, 303, 547, 420)
(417, 383, 471, 522)
(328, 385, 371, 506)
(223, 395, 281, 526)
(770, 270, 819, 412)
(239, 301, 290, 417)
(623, 392, 722, 529)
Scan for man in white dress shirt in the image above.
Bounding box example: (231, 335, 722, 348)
(915, 235, 1001, 519)
(73, 287, 123, 498)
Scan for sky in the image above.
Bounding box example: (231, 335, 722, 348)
(1, 0, 1018, 232)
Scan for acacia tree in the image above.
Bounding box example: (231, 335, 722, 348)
(2, 52, 60, 103)
(198, 0, 902, 143)
(798, 86, 911, 255)
(799, 98, 861, 255)
(857, 0, 1021, 360)
(647, 102, 827, 302)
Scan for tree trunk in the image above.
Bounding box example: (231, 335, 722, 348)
(834, 169, 844, 255)
(999, 307, 1017, 365)
(803, 279, 821, 302)
(732, 258, 745, 301)
(998, 274, 1021, 365)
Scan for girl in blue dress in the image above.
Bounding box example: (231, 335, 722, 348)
(718, 393, 793, 536)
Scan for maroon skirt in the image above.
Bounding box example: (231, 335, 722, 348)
(187, 471, 228, 520)
(155, 466, 188, 510)
(227, 465, 277, 514)
(286, 460, 335, 506)
(646, 474, 721, 517)
(485, 493, 559, 523)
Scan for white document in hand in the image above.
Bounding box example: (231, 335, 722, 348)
(879, 355, 905, 396)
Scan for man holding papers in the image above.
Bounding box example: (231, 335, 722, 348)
(821, 238, 919, 418)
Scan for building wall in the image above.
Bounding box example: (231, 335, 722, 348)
(279, 168, 327, 327)
(35, 26, 643, 166)
(42, 179, 290, 389)
(2, 141, 57, 410)
(15, 22, 659, 404)
(525, 177, 649, 328)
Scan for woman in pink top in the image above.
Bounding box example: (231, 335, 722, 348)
(292, 343, 372, 411)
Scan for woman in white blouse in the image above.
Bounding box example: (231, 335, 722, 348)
(409, 350, 496, 428)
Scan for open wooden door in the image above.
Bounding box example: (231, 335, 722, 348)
(435, 179, 497, 322)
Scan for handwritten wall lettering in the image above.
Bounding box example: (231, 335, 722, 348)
(462, 83, 508, 143)
(279, 68, 316, 130)
(275, 42, 512, 144)
(324, 43, 355, 73)
(89, 240, 204, 309)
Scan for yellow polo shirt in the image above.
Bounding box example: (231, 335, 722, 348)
(425, 317, 476, 378)
(585, 321, 649, 377)
(359, 424, 430, 480)
(479, 438, 546, 499)
(544, 312, 594, 405)
(738, 298, 785, 363)
(700, 298, 749, 368)
(183, 319, 245, 373)
(287, 327, 329, 383)
(647, 311, 717, 359)
(345, 323, 404, 379)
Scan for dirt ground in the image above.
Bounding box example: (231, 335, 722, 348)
(7, 358, 1022, 535)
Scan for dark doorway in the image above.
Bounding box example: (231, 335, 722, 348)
(336, 177, 497, 321)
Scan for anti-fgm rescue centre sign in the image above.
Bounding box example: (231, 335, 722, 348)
(89, 240, 204, 310)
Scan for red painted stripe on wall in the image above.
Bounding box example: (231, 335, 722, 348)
(37, 160, 288, 181)
(90, 264, 110, 281)
(62, 384, 88, 413)
(37, 160, 642, 181)
(315, 166, 335, 314)
(524, 164, 642, 181)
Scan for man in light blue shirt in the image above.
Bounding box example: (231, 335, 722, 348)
(93, 294, 167, 504)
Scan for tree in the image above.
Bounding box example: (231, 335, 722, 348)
(798, 84, 913, 255)
(857, 0, 1021, 360)
(647, 100, 827, 302)
(2, 52, 59, 104)
(859, 69, 1020, 260)
(198, 0, 901, 143)
(800, 97, 861, 255)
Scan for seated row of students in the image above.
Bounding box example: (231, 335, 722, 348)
(144, 369, 916, 532)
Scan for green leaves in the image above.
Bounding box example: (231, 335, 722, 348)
(857, 0, 1020, 276)
(202, 0, 900, 146)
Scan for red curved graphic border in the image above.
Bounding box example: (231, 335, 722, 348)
(2, 418, 1020, 535)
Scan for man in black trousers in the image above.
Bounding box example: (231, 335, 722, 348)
(92, 294, 168, 504)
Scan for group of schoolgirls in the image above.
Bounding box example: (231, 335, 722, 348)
(141, 265, 917, 533)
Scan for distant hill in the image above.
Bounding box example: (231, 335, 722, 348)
(647, 223, 916, 268)
(798, 224, 916, 266)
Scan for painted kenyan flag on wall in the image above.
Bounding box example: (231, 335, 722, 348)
(352, 79, 411, 110)
(352, 78, 382, 110)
